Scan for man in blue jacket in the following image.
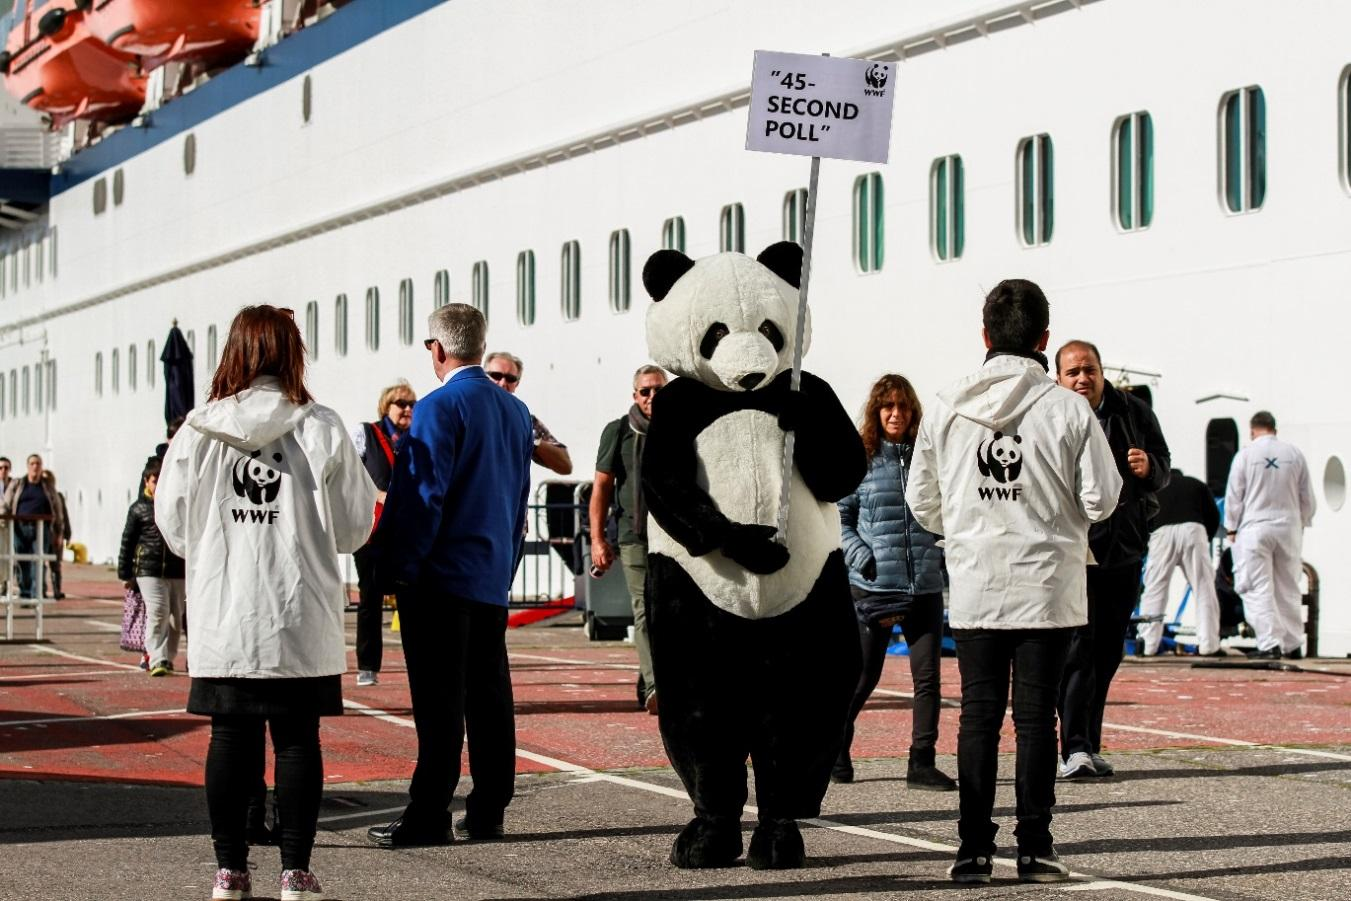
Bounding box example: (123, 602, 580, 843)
(367, 303, 534, 848)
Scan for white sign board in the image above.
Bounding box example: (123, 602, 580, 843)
(745, 51, 896, 164)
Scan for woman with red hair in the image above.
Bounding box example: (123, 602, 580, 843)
(156, 305, 374, 901)
(834, 374, 955, 791)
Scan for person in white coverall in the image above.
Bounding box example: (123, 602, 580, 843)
(1139, 468, 1223, 656)
(1223, 411, 1315, 659)
(908, 279, 1121, 885)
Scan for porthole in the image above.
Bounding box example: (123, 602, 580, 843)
(1324, 456, 1345, 511)
(112, 169, 125, 206)
(184, 133, 197, 175)
(302, 74, 313, 123)
(92, 178, 107, 215)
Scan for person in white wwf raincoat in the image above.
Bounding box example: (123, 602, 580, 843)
(907, 280, 1121, 886)
(156, 304, 374, 901)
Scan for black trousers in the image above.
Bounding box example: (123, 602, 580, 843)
(1058, 563, 1142, 759)
(953, 628, 1071, 857)
(398, 587, 515, 826)
(840, 592, 944, 761)
(353, 547, 384, 673)
(206, 714, 322, 871)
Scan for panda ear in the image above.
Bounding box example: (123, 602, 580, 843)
(993, 431, 1003, 440)
(756, 241, 803, 289)
(642, 250, 695, 302)
(1013, 435, 1022, 443)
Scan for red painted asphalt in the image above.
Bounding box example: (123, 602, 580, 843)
(2, 577, 1349, 788)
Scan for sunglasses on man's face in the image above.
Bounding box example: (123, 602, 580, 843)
(423, 338, 437, 350)
(637, 385, 662, 398)
(390, 399, 415, 410)
(486, 370, 520, 385)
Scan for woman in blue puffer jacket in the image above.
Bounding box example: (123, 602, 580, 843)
(834, 374, 955, 790)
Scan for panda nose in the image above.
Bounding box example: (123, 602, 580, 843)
(738, 373, 765, 390)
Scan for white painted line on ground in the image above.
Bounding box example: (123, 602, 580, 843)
(0, 707, 186, 728)
(509, 651, 639, 671)
(26, 645, 142, 671)
(338, 699, 1224, 901)
(0, 668, 136, 681)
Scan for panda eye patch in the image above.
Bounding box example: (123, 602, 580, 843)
(699, 322, 730, 360)
(758, 320, 785, 352)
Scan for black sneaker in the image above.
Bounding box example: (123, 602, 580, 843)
(1017, 850, 1070, 883)
(1089, 754, 1115, 777)
(1249, 647, 1282, 660)
(1284, 648, 1304, 661)
(906, 762, 957, 791)
(453, 815, 504, 841)
(948, 850, 994, 884)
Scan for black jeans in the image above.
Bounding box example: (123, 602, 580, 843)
(1058, 563, 1141, 759)
(206, 714, 322, 871)
(841, 592, 944, 761)
(953, 627, 1071, 857)
(14, 521, 49, 599)
(399, 587, 515, 826)
(353, 547, 383, 673)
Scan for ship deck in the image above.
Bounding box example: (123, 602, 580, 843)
(1, 565, 1349, 900)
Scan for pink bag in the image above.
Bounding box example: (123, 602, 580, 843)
(119, 587, 145, 653)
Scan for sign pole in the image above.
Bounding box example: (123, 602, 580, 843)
(775, 152, 820, 540)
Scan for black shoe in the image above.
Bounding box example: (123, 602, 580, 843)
(906, 761, 957, 791)
(1017, 849, 1070, 883)
(1089, 754, 1115, 777)
(367, 815, 453, 848)
(830, 756, 854, 784)
(746, 818, 804, 870)
(948, 848, 994, 884)
(1250, 647, 1282, 660)
(453, 815, 504, 841)
(1284, 648, 1304, 661)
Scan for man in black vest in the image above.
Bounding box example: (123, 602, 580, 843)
(1055, 341, 1170, 780)
(350, 381, 417, 686)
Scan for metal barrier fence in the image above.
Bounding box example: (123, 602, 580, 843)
(1, 513, 59, 641)
(511, 481, 586, 606)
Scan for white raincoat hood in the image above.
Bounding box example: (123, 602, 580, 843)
(908, 355, 1122, 629)
(156, 379, 375, 679)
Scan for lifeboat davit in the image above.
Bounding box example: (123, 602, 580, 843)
(0, 2, 146, 128)
(80, 0, 261, 70)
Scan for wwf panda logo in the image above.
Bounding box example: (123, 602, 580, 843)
(865, 63, 888, 90)
(232, 450, 283, 504)
(976, 431, 1023, 483)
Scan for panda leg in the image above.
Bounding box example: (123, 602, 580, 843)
(746, 552, 861, 867)
(647, 554, 752, 867)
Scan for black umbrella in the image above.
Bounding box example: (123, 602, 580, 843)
(161, 321, 195, 426)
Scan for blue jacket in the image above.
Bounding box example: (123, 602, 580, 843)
(838, 439, 944, 595)
(374, 367, 534, 606)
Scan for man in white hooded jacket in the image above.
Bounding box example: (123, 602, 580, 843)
(908, 279, 1121, 885)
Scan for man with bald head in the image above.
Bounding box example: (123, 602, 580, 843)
(1055, 340, 1170, 780)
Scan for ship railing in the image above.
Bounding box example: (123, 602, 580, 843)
(0, 512, 58, 641)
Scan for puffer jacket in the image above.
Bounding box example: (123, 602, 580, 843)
(118, 494, 184, 581)
(839, 440, 944, 595)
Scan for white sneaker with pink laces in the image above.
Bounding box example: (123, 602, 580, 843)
(280, 868, 324, 901)
(211, 867, 252, 900)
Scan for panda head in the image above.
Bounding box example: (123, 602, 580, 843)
(988, 432, 1022, 468)
(246, 452, 282, 487)
(642, 242, 808, 392)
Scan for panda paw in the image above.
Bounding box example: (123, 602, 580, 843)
(721, 523, 790, 575)
(747, 818, 805, 870)
(669, 817, 743, 869)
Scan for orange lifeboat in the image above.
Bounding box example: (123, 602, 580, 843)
(80, 0, 261, 71)
(0, 2, 146, 128)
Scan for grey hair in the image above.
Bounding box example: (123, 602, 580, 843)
(632, 364, 666, 389)
(485, 351, 524, 376)
(428, 303, 486, 362)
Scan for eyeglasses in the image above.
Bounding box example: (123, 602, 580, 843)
(637, 385, 662, 398)
(486, 370, 520, 385)
(390, 399, 416, 410)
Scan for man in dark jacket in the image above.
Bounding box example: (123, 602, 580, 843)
(1138, 469, 1224, 656)
(1055, 341, 1170, 779)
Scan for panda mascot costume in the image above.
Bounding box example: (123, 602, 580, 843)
(639, 241, 866, 870)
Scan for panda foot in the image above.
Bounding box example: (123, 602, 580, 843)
(669, 817, 742, 869)
(746, 818, 805, 870)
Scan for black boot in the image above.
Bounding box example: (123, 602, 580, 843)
(747, 818, 805, 870)
(830, 750, 854, 784)
(669, 817, 742, 869)
(906, 749, 956, 792)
